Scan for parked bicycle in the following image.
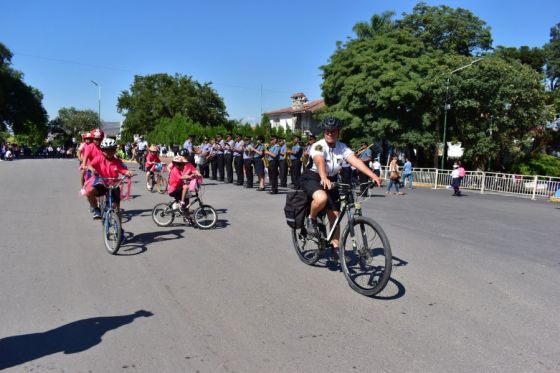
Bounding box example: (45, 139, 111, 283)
(147, 163, 168, 193)
(97, 176, 133, 255)
(151, 187, 217, 229)
(291, 182, 392, 296)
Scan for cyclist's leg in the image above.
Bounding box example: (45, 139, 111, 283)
(180, 184, 190, 206)
(326, 209, 341, 248)
(309, 190, 327, 219)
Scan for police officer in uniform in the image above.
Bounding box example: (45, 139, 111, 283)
(216, 134, 225, 182)
(265, 136, 280, 194)
(303, 135, 316, 170)
(224, 134, 234, 183)
(278, 137, 288, 188)
(288, 135, 303, 189)
(233, 134, 244, 185)
(242, 136, 254, 188)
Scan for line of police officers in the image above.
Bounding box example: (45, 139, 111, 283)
(187, 133, 374, 195)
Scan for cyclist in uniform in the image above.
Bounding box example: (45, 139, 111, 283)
(85, 138, 133, 219)
(301, 117, 381, 259)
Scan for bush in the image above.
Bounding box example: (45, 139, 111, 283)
(512, 153, 560, 177)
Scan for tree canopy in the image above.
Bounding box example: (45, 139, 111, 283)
(0, 42, 48, 136)
(48, 107, 100, 143)
(117, 73, 228, 138)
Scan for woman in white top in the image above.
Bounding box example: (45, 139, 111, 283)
(300, 117, 381, 259)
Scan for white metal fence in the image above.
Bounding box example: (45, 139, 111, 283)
(379, 166, 560, 200)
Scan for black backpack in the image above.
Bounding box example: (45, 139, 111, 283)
(284, 190, 308, 229)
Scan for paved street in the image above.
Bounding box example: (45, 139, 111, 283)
(1, 159, 559, 372)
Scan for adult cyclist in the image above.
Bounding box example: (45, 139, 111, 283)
(300, 117, 381, 260)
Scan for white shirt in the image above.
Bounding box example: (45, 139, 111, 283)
(451, 168, 460, 178)
(309, 139, 354, 177)
(372, 160, 381, 170)
(137, 140, 148, 151)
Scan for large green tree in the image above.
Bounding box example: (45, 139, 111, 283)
(0, 42, 48, 135)
(117, 73, 228, 137)
(49, 107, 100, 143)
(398, 2, 492, 56)
(545, 22, 560, 90)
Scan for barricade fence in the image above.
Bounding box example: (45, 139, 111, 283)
(379, 166, 560, 200)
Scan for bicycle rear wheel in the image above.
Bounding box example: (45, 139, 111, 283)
(340, 216, 392, 296)
(291, 227, 322, 265)
(193, 204, 217, 229)
(152, 203, 175, 226)
(103, 210, 122, 255)
(157, 177, 168, 194)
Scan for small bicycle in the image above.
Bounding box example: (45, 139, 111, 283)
(97, 176, 132, 255)
(151, 187, 217, 229)
(291, 182, 392, 296)
(147, 163, 168, 193)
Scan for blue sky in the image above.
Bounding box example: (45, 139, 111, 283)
(1, 0, 558, 125)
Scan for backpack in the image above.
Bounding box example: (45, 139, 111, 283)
(284, 190, 308, 229)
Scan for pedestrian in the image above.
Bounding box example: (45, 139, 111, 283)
(233, 134, 244, 185)
(403, 157, 413, 192)
(357, 142, 372, 196)
(265, 136, 280, 194)
(386, 155, 403, 195)
(215, 134, 225, 182)
(209, 138, 218, 180)
(451, 163, 462, 196)
(372, 157, 381, 187)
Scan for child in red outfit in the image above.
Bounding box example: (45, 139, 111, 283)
(85, 138, 133, 219)
(145, 144, 161, 190)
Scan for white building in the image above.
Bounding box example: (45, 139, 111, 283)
(265, 93, 325, 134)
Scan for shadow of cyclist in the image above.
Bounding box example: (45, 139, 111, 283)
(118, 229, 185, 255)
(0, 310, 153, 370)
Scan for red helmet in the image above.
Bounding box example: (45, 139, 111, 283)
(92, 128, 105, 139)
(83, 131, 93, 139)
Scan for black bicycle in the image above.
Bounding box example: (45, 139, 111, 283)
(97, 176, 132, 254)
(291, 182, 392, 296)
(151, 188, 217, 229)
(135, 149, 146, 172)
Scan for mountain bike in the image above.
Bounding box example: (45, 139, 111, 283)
(97, 176, 133, 255)
(147, 163, 168, 193)
(291, 182, 392, 296)
(151, 187, 217, 229)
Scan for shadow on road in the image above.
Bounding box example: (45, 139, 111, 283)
(119, 229, 185, 255)
(0, 310, 153, 370)
(121, 208, 152, 223)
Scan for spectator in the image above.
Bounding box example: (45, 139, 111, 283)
(386, 155, 403, 195)
(372, 158, 381, 187)
(403, 157, 413, 191)
(451, 163, 462, 196)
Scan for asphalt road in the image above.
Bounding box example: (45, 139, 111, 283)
(0, 159, 559, 372)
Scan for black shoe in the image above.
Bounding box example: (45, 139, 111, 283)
(332, 250, 340, 263)
(305, 217, 318, 236)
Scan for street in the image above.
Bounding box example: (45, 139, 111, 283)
(1, 159, 559, 372)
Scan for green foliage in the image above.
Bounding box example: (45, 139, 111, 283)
(49, 107, 100, 143)
(398, 2, 492, 56)
(512, 153, 560, 177)
(117, 73, 228, 137)
(545, 22, 560, 90)
(0, 42, 48, 135)
(494, 46, 546, 74)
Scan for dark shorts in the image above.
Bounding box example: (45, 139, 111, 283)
(93, 184, 121, 204)
(169, 188, 182, 201)
(300, 170, 340, 211)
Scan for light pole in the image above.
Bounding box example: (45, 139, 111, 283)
(90, 80, 101, 123)
(441, 58, 483, 169)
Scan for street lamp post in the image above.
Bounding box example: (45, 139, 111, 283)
(90, 80, 101, 123)
(441, 58, 483, 169)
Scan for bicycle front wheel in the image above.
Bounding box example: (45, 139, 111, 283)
(340, 216, 392, 296)
(152, 203, 175, 227)
(103, 210, 122, 255)
(292, 227, 322, 265)
(157, 177, 168, 194)
(193, 205, 217, 229)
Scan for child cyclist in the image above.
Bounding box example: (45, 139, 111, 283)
(145, 144, 161, 190)
(85, 138, 133, 219)
(167, 155, 203, 210)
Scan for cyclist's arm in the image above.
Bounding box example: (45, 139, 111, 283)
(347, 153, 381, 186)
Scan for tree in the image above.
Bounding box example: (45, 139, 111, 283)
(398, 2, 492, 56)
(545, 22, 560, 91)
(117, 73, 228, 136)
(0, 43, 48, 135)
(49, 107, 100, 143)
(352, 11, 396, 40)
(494, 45, 546, 74)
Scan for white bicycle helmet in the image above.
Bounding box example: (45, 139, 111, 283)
(100, 137, 117, 149)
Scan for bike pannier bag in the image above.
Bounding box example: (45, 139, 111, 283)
(284, 190, 308, 229)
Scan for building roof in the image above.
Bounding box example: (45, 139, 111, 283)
(265, 99, 325, 116)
